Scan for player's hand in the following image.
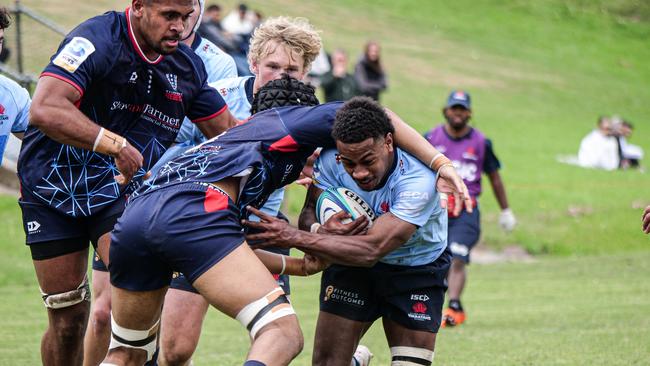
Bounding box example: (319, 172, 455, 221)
(499, 208, 517, 232)
(436, 164, 471, 216)
(643, 205, 650, 234)
(294, 173, 313, 187)
(244, 206, 299, 249)
(320, 211, 369, 236)
(114, 143, 144, 185)
(302, 254, 330, 276)
(296, 149, 321, 188)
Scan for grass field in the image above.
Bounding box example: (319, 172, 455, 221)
(1, 0, 650, 364)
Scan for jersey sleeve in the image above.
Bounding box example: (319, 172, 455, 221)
(11, 84, 31, 133)
(483, 138, 501, 174)
(312, 148, 341, 190)
(187, 58, 229, 123)
(41, 16, 115, 96)
(390, 164, 439, 228)
(280, 102, 343, 150)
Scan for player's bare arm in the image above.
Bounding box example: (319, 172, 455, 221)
(31, 76, 144, 184)
(385, 107, 471, 215)
(253, 249, 329, 276)
(245, 206, 416, 267)
(195, 108, 239, 139)
(487, 170, 509, 210)
(642, 205, 650, 234)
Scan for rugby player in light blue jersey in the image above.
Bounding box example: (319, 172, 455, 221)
(104, 76, 469, 365)
(246, 97, 455, 366)
(0, 7, 30, 168)
(155, 16, 323, 366)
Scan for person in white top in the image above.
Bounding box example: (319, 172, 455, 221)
(578, 116, 619, 170)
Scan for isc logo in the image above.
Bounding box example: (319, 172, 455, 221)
(410, 294, 429, 301)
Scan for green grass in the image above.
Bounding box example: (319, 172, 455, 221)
(2, 0, 650, 364)
(2, 196, 649, 365)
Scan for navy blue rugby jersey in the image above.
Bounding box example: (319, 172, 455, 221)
(137, 102, 343, 218)
(18, 8, 227, 217)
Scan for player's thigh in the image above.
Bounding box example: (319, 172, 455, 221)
(160, 287, 209, 348)
(33, 246, 89, 293)
(110, 286, 167, 330)
(382, 317, 436, 349)
(191, 242, 281, 318)
(90, 269, 111, 310)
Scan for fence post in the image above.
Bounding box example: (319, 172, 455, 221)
(14, 0, 23, 74)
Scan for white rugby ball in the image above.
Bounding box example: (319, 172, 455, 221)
(315, 187, 376, 227)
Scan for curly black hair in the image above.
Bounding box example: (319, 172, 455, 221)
(250, 74, 320, 114)
(0, 7, 11, 29)
(331, 96, 394, 144)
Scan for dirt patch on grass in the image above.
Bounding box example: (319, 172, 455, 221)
(471, 243, 535, 264)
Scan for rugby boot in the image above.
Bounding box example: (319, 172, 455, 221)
(352, 344, 373, 366)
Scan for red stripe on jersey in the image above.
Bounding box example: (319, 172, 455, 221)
(269, 135, 299, 152)
(192, 105, 227, 123)
(40, 72, 85, 101)
(204, 188, 228, 213)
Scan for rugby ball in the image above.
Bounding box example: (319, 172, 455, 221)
(315, 187, 376, 227)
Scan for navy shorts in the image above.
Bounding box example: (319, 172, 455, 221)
(19, 187, 126, 260)
(169, 211, 292, 295)
(109, 182, 245, 292)
(170, 266, 291, 295)
(92, 249, 108, 271)
(448, 206, 481, 263)
(319, 248, 451, 333)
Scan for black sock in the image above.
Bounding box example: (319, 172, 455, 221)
(449, 299, 463, 311)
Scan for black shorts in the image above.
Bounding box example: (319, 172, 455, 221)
(448, 206, 481, 263)
(319, 247, 451, 333)
(19, 188, 126, 260)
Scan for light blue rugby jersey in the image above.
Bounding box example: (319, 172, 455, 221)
(313, 148, 448, 266)
(0, 75, 31, 165)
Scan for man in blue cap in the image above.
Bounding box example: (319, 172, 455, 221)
(424, 90, 516, 327)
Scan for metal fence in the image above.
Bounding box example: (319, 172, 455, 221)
(1, 0, 67, 90)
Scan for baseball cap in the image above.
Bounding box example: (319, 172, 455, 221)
(446, 90, 471, 109)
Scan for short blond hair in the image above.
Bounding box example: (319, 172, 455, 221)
(248, 16, 322, 73)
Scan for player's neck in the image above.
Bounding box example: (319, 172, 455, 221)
(444, 124, 471, 138)
(129, 11, 161, 61)
(182, 33, 196, 48)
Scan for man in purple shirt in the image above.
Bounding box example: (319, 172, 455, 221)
(424, 90, 516, 327)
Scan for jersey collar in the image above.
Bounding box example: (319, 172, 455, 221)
(125, 7, 164, 65)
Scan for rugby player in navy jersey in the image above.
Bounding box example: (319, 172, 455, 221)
(17, 1, 237, 364)
(82, 1, 239, 364)
(103, 78, 470, 366)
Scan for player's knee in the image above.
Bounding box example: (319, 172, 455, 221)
(90, 304, 111, 334)
(159, 338, 195, 366)
(108, 315, 159, 363)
